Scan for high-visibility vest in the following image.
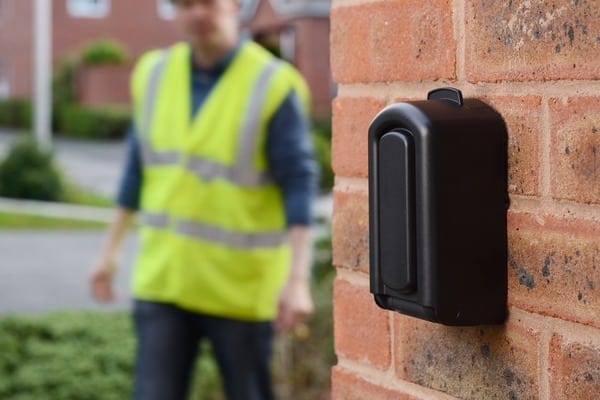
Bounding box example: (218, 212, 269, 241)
(129, 41, 310, 320)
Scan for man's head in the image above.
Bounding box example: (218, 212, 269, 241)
(171, 0, 240, 55)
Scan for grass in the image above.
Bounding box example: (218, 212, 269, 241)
(0, 211, 107, 229)
(61, 179, 113, 208)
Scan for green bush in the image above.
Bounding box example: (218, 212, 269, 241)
(0, 99, 32, 129)
(0, 138, 63, 201)
(52, 54, 80, 114)
(58, 104, 130, 139)
(312, 117, 333, 192)
(0, 236, 334, 399)
(81, 39, 128, 66)
(0, 311, 134, 400)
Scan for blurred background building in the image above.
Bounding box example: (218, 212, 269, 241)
(0, 0, 332, 117)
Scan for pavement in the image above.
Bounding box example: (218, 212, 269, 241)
(0, 128, 332, 315)
(0, 128, 134, 314)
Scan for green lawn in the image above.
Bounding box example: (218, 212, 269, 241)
(0, 211, 107, 229)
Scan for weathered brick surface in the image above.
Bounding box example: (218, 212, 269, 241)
(331, 0, 455, 84)
(394, 315, 540, 400)
(332, 186, 369, 273)
(465, 0, 600, 82)
(78, 65, 131, 106)
(333, 278, 391, 369)
(484, 96, 542, 196)
(332, 367, 419, 400)
(507, 225, 599, 328)
(550, 334, 600, 400)
(550, 96, 600, 204)
(332, 96, 386, 179)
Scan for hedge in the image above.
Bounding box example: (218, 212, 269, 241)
(58, 104, 130, 139)
(81, 39, 129, 66)
(0, 237, 334, 399)
(0, 138, 63, 201)
(0, 99, 32, 129)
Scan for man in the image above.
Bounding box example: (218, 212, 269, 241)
(88, 0, 318, 398)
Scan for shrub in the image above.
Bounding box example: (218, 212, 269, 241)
(312, 117, 333, 192)
(0, 138, 63, 201)
(52, 54, 80, 114)
(58, 104, 130, 139)
(0, 237, 334, 399)
(81, 39, 128, 66)
(0, 98, 32, 129)
(0, 311, 134, 400)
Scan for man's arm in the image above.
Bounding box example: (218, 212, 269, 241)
(89, 129, 142, 302)
(89, 207, 136, 301)
(274, 225, 314, 331)
(267, 91, 319, 331)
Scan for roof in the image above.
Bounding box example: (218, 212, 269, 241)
(239, 0, 331, 21)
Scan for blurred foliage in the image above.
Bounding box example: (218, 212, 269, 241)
(81, 39, 129, 66)
(0, 138, 63, 201)
(60, 178, 113, 207)
(273, 241, 335, 400)
(312, 117, 333, 193)
(0, 99, 32, 129)
(0, 235, 334, 399)
(0, 311, 134, 400)
(52, 54, 80, 116)
(0, 211, 106, 229)
(58, 104, 130, 139)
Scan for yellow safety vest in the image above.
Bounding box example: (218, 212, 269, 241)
(129, 41, 309, 320)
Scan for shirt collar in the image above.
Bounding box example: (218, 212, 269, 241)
(190, 38, 246, 78)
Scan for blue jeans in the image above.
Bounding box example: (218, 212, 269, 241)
(132, 300, 274, 400)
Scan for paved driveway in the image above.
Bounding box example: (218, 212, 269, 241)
(0, 230, 137, 314)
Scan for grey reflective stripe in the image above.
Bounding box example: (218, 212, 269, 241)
(139, 212, 286, 249)
(140, 141, 179, 166)
(234, 59, 282, 181)
(142, 51, 169, 139)
(175, 220, 286, 248)
(140, 52, 281, 188)
(185, 154, 272, 187)
(139, 212, 169, 229)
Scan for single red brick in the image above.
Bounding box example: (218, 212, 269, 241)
(332, 367, 419, 400)
(465, 0, 600, 82)
(332, 186, 369, 273)
(550, 334, 600, 400)
(483, 96, 542, 196)
(331, 0, 455, 84)
(549, 97, 600, 204)
(394, 315, 540, 399)
(333, 278, 391, 369)
(508, 228, 599, 328)
(332, 96, 387, 179)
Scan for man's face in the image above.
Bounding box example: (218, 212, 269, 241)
(173, 0, 239, 52)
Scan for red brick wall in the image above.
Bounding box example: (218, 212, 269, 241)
(330, 1, 599, 399)
(0, 0, 33, 98)
(0, 0, 181, 102)
(52, 0, 181, 65)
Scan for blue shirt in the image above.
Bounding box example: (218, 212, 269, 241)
(116, 42, 318, 226)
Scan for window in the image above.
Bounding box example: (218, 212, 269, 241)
(157, 0, 175, 20)
(67, 0, 110, 18)
(280, 28, 295, 62)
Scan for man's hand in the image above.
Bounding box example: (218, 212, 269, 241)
(274, 278, 314, 332)
(89, 260, 117, 302)
(88, 207, 135, 303)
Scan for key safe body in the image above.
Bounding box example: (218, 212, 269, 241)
(368, 88, 508, 326)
